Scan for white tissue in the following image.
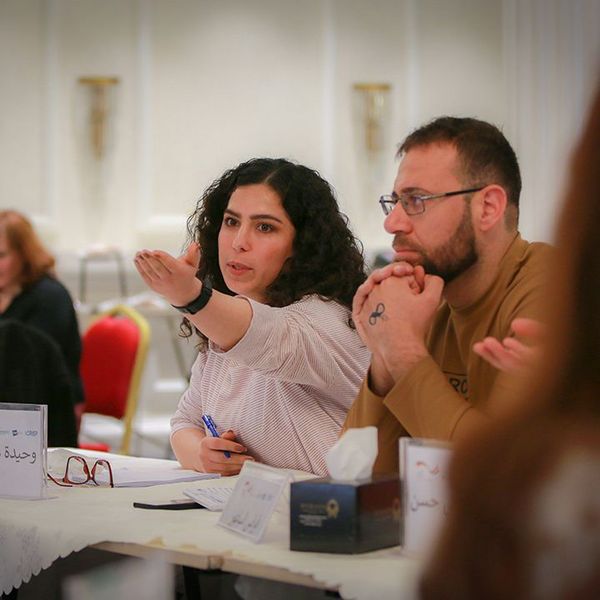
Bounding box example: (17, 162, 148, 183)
(325, 426, 378, 481)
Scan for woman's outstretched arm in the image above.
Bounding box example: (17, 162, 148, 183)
(134, 242, 252, 350)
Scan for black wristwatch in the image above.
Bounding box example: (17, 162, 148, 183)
(171, 278, 213, 314)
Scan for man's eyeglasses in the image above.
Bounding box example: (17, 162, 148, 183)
(379, 186, 486, 216)
(47, 455, 114, 488)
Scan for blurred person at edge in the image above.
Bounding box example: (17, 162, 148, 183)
(421, 82, 600, 600)
(0, 210, 84, 422)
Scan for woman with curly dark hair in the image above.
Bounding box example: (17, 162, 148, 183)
(135, 158, 370, 476)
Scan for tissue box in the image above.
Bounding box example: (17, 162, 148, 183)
(290, 475, 401, 554)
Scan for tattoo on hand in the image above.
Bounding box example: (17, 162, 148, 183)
(368, 303, 388, 326)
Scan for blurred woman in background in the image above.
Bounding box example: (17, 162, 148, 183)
(0, 210, 84, 412)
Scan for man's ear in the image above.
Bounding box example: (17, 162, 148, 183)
(475, 185, 507, 232)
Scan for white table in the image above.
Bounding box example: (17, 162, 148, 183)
(1, 459, 421, 599)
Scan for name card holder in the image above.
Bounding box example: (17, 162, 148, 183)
(400, 437, 452, 556)
(218, 461, 290, 543)
(0, 402, 47, 499)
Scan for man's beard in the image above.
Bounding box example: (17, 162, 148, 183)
(393, 202, 478, 283)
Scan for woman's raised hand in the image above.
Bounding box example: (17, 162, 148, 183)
(134, 242, 202, 307)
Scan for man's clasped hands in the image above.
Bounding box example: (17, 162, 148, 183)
(353, 263, 543, 394)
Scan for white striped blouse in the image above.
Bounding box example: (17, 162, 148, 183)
(170, 295, 370, 475)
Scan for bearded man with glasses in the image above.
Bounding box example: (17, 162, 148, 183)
(344, 116, 552, 473)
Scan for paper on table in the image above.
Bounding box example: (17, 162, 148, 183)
(47, 448, 219, 488)
(184, 486, 233, 511)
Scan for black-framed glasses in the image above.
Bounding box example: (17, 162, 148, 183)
(47, 455, 114, 488)
(379, 186, 486, 216)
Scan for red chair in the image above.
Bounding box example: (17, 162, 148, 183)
(79, 305, 150, 454)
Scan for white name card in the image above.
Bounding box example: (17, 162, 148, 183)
(0, 403, 47, 499)
(218, 461, 289, 543)
(400, 437, 452, 556)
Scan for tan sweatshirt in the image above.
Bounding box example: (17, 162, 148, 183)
(344, 234, 552, 474)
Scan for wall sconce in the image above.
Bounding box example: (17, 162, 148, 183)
(77, 76, 119, 160)
(352, 83, 391, 156)
(75, 76, 120, 247)
(352, 83, 393, 249)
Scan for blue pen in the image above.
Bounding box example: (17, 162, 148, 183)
(201, 415, 231, 458)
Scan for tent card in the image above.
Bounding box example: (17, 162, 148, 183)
(400, 437, 452, 556)
(0, 403, 47, 499)
(218, 461, 290, 543)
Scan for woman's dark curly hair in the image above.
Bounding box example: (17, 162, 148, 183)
(183, 158, 366, 346)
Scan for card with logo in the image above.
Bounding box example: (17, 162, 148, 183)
(0, 403, 47, 499)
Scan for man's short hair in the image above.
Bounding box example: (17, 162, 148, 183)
(398, 117, 521, 228)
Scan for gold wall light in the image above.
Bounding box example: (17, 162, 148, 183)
(78, 76, 120, 160)
(353, 83, 391, 155)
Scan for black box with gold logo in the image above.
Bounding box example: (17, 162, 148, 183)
(290, 475, 401, 553)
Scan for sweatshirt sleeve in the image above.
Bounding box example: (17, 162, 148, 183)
(343, 374, 411, 474)
(383, 356, 488, 441)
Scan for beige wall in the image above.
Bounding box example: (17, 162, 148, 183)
(1, 0, 599, 256)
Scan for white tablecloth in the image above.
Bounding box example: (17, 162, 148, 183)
(1, 465, 421, 599)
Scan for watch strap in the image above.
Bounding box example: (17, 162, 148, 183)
(172, 278, 213, 314)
